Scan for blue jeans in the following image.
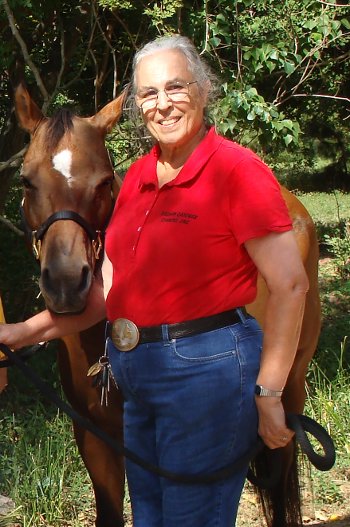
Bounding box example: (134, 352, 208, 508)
(108, 312, 262, 527)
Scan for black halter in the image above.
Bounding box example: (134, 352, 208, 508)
(19, 204, 108, 260)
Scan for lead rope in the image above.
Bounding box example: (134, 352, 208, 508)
(0, 343, 335, 488)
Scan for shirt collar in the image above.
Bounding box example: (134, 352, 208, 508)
(138, 126, 224, 189)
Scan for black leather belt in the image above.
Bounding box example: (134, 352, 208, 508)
(107, 308, 247, 352)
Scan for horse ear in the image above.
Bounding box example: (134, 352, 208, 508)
(89, 90, 127, 135)
(14, 83, 44, 135)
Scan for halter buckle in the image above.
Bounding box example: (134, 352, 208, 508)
(32, 232, 42, 260)
(92, 231, 103, 260)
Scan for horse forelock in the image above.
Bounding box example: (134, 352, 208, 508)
(45, 109, 75, 150)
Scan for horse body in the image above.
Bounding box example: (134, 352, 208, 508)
(14, 83, 321, 527)
(59, 325, 124, 527)
(15, 84, 126, 527)
(247, 186, 321, 527)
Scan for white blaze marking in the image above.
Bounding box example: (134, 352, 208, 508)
(52, 149, 73, 185)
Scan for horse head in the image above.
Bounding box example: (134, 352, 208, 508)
(15, 83, 125, 314)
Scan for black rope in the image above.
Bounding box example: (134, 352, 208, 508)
(0, 343, 336, 487)
(0, 342, 46, 368)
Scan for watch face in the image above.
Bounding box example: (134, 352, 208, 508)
(255, 385, 262, 395)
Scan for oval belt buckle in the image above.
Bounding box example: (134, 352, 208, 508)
(111, 318, 140, 351)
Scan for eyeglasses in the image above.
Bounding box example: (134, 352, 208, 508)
(136, 81, 198, 111)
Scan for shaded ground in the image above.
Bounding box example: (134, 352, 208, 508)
(121, 467, 350, 527)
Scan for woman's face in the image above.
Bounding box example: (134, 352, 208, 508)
(135, 49, 208, 151)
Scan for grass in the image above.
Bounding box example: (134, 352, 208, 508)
(296, 191, 350, 225)
(296, 191, 350, 251)
(0, 191, 349, 525)
(0, 359, 95, 527)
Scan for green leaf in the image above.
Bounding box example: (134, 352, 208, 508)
(269, 49, 279, 61)
(341, 18, 350, 30)
(284, 134, 294, 146)
(311, 32, 323, 42)
(209, 36, 221, 47)
(283, 61, 295, 75)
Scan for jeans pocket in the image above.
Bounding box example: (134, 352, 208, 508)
(171, 326, 237, 362)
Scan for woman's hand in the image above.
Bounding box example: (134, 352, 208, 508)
(0, 322, 28, 352)
(255, 396, 294, 449)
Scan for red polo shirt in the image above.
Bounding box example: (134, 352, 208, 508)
(105, 127, 292, 325)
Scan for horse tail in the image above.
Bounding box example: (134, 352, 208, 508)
(251, 440, 302, 527)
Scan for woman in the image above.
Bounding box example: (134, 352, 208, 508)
(0, 35, 308, 526)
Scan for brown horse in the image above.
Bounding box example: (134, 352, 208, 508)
(247, 187, 321, 526)
(14, 82, 321, 527)
(14, 83, 126, 527)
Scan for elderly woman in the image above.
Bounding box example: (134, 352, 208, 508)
(0, 35, 308, 526)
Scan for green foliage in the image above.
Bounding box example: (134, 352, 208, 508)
(296, 192, 350, 225)
(144, 0, 184, 32)
(296, 192, 350, 244)
(0, 176, 43, 323)
(324, 225, 350, 279)
(193, 0, 350, 158)
(98, 0, 134, 9)
(0, 0, 349, 197)
(211, 84, 301, 148)
(0, 405, 93, 526)
(306, 337, 350, 454)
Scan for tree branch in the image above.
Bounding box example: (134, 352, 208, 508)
(61, 17, 97, 92)
(48, 24, 66, 113)
(2, 0, 49, 103)
(317, 0, 350, 6)
(0, 146, 27, 172)
(293, 93, 350, 103)
(273, 32, 350, 107)
(0, 216, 24, 236)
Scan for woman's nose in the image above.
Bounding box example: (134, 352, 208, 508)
(156, 90, 172, 109)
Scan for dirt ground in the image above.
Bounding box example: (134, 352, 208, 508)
(121, 466, 350, 527)
(235, 478, 350, 527)
(1, 466, 350, 526)
(120, 468, 350, 527)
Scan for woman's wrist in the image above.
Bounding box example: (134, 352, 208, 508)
(255, 384, 284, 397)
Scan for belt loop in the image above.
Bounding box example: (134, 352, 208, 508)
(161, 324, 170, 341)
(236, 308, 247, 324)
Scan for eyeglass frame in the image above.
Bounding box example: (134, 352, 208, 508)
(135, 80, 198, 111)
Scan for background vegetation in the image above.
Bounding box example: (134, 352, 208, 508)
(0, 0, 349, 525)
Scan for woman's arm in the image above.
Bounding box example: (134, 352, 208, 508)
(244, 230, 309, 449)
(0, 276, 106, 351)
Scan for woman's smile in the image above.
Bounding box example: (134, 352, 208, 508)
(157, 116, 182, 127)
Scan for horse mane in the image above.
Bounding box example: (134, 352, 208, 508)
(46, 109, 75, 150)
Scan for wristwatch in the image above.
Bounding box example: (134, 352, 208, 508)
(255, 384, 283, 397)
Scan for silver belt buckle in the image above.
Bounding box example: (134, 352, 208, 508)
(111, 318, 140, 351)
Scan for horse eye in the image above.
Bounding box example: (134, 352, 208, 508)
(97, 177, 113, 189)
(20, 175, 35, 190)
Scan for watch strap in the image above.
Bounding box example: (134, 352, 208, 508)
(255, 384, 283, 397)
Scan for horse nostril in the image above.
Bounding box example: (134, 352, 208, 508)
(79, 265, 91, 293)
(41, 267, 52, 292)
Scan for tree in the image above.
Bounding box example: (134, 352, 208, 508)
(0, 0, 349, 219)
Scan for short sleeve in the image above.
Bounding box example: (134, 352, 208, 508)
(228, 155, 292, 246)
